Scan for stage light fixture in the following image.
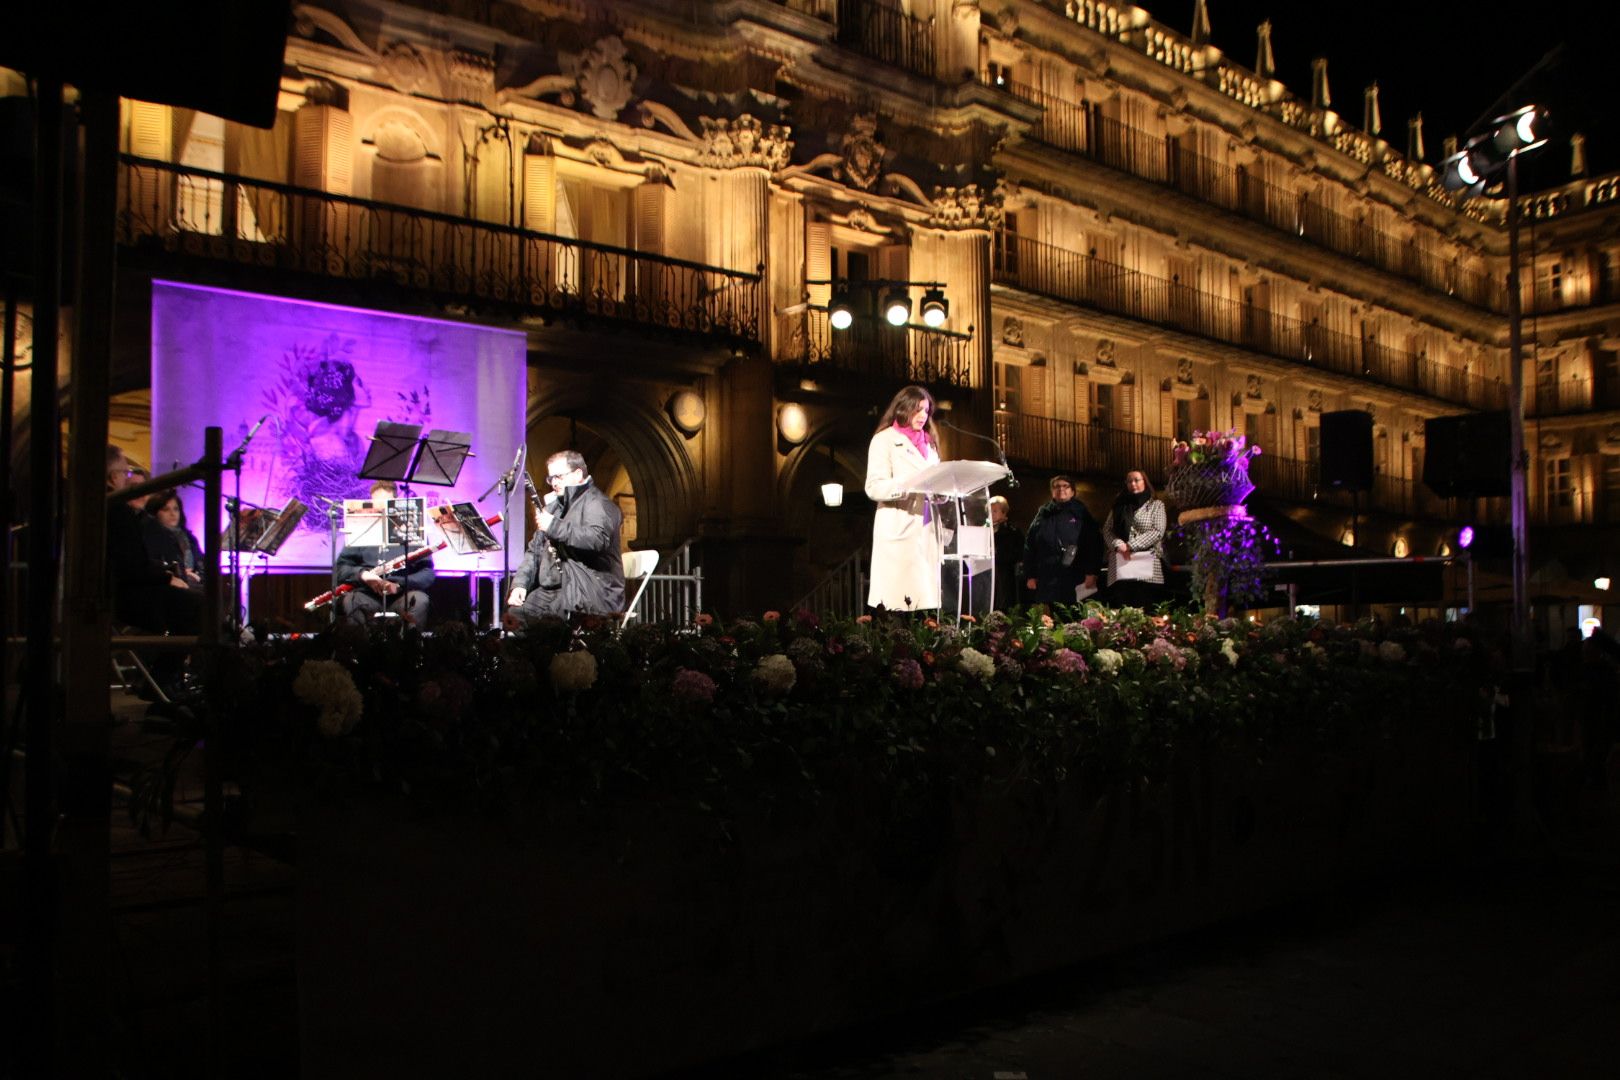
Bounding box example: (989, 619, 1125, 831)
(1440, 105, 1547, 196)
(1597, 576, 1612, 591)
(882, 288, 911, 327)
(920, 287, 948, 328)
(828, 288, 854, 331)
(1457, 525, 1475, 550)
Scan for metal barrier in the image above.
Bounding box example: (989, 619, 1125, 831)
(631, 539, 704, 623)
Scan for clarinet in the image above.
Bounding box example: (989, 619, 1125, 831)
(305, 513, 505, 611)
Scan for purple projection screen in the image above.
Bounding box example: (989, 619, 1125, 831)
(152, 281, 527, 572)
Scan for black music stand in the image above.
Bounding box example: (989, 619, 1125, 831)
(358, 422, 422, 484)
(358, 423, 474, 487)
(412, 430, 473, 486)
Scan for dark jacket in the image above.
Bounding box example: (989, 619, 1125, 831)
(335, 543, 437, 594)
(992, 521, 1024, 610)
(512, 478, 625, 616)
(1023, 498, 1104, 605)
(142, 516, 205, 577)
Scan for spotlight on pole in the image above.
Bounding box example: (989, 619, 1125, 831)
(1597, 576, 1612, 591)
(920, 287, 949, 328)
(881, 288, 911, 327)
(1457, 525, 1475, 550)
(1440, 105, 1548, 198)
(828, 287, 854, 331)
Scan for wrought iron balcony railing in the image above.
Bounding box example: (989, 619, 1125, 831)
(992, 231, 1509, 411)
(836, 0, 935, 79)
(994, 80, 1505, 313)
(795, 307, 973, 388)
(116, 156, 763, 346)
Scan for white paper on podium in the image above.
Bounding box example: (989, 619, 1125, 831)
(901, 459, 1012, 497)
(1114, 551, 1155, 581)
(1076, 582, 1099, 601)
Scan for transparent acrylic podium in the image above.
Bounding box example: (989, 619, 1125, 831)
(901, 459, 1012, 621)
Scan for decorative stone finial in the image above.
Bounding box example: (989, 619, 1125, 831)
(1571, 133, 1588, 178)
(1255, 21, 1275, 79)
(1363, 83, 1381, 137)
(1191, 0, 1211, 46)
(1311, 58, 1331, 110)
(1407, 114, 1425, 161)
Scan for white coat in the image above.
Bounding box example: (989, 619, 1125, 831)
(864, 426, 942, 612)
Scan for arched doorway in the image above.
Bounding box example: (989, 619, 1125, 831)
(524, 385, 700, 552)
(779, 419, 873, 607)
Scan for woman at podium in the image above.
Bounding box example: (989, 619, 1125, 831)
(863, 385, 943, 613)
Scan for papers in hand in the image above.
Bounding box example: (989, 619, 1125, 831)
(1113, 550, 1155, 581)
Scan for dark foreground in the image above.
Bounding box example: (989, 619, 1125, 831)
(21, 693, 1620, 1079)
(689, 787, 1620, 1080)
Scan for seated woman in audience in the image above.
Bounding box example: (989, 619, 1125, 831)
(142, 488, 205, 592)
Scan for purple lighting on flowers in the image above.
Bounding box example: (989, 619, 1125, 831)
(1458, 526, 1475, 550)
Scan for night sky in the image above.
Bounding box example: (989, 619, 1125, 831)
(1182, 0, 1618, 190)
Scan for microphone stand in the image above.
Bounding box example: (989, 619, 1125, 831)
(317, 496, 342, 629)
(934, 413, 1018, 488)
(222, 415, 268, 640)
(484, 444, 524, 631)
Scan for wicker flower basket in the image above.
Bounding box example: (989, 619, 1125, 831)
(1165, 461, 1255, 511)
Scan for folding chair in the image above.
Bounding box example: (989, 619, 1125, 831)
(621, 549, 660, 628)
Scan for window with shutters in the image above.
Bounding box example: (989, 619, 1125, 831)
(1535, 355, 1558, 413)
(1305, 423, 1321, 467)
(994, 361, 1021, 413)
(994, 211, 1020, 277)
(1088, 381, 1114, 428)
(1603, 455, 1620, 522)
(1596, 346, 1620, 409)
(1544, 456, 1573, 509)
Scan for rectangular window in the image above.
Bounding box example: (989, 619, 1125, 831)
(994, 361, 1022, 413)
(994, 211, 1020, 277)
(1089, 381, 1114, 429)
(1306, 424, 1321, 466)
(1175, 398, 1194, 441)
(1604, 456, 1620, 522)
(1544, 457, 1573, 509)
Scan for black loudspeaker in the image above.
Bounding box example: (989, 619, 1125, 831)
(1319, 410, 1374, 491)
(1, 3, 291, 128)
(1423, 412, 1510, 498)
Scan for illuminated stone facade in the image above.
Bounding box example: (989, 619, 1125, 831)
(27, 0, 1620, 608)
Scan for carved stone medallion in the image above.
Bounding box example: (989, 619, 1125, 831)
(1002, 316, 1025, 347)
(575, 36, 637, 120)
(840, 114, 886, 191)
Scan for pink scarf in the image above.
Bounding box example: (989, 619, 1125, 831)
(893, 422, 933, 459)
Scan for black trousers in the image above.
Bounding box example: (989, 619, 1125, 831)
(339, 588, 430, 626)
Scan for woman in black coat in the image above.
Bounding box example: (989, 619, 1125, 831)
(142, 488, 206, 592)
(1022, 475, 1103, 606)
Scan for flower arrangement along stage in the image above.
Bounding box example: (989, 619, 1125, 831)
(185, 606, 1497, 832)
(1166, 428, 1261, 511)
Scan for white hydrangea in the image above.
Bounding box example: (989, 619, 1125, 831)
(957, 646, 995, 682)
(550, 649, 599, 692)
(293, 659, 363, 738)
(1377, 640, 1407, 664)
(753, 653, 797, 696)
(1092, 648, 1123, 677)
(1220, 639, 1241, 667)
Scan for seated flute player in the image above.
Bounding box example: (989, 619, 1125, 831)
(334, 480, 434, 626)
(506, 450, 625, 626)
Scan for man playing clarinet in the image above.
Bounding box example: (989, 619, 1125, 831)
(334, 480, 434, 626)
(506, 450, 624, 624)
